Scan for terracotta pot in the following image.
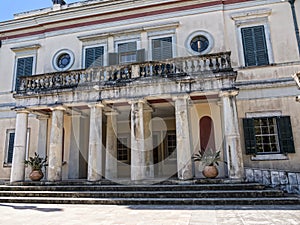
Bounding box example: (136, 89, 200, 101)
(29, 170, 44, 181)
(202, 165, 218, 178)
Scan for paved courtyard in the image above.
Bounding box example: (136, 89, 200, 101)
(0, 203, 300, 225)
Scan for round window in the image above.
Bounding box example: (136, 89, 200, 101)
(52, 49, 74, 71)
(57, 53, 71, 69)
(190, 36, 209, 53)
(186, 31, 214, 55)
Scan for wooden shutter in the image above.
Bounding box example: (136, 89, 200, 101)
(276, 116, 295, 154)
(242, 118, 257, 155)
(7, 132, 15, 164)
(85, 46, 104, 68)
(136, 49, 145, 62)
(108, 53, 119, 66)
(118, 42, 137, 53)
(241, 26, 269, 67)
(152, 37, 173, 60)
(16, 57, 33, 77)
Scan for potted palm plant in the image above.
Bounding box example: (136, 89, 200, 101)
(192, 148, 221, 178)
(24, 152, 48, 181)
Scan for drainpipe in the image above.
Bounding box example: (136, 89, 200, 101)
(287, 0, 300, 56)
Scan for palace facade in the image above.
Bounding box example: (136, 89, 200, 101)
(0, 0, 299, 185)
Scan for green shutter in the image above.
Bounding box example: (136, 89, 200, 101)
(7, 132, 15, 164)
(276, 116, 295, 154)
(241, 26, 269, 67)
(118, 42, 137, 53)
(108, 53, 119, 65)
(152, 37, 173, 60)
(16, 57, 33, 77)
(136, 49, 145, 62)
(85, 46, 104, 68)
(242, 118, 257, 155)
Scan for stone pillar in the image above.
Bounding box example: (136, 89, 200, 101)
(220, 90, 244, 179)
(105, 111, 118, 179)
(174, 95, 193, 180)
(144, 107, 154, 178)
(36, 116, 49, 158)
(130, 100, 146, 181)
(10, 109, 29, 183)
(87, 103, 104, 181)
(68, 113, 81, 179)
(48, 106, 65, 182)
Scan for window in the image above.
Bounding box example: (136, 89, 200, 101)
(15, 57, 33, 89)
(118, 42, 137, 64)
(52, 49, 75, 71)
(5, 130, 15, 164)
(165, 132, 177, 160)
(4, 129, 30, 165)
(186, 31, 214, 55)
(85, 46, 104, 68)
(152, 37, 173, 60)
(241, 25, 269, 67)
(243, 116, 295, 155)
(108, 41, 145, 65)
(117, 137, 130, 163)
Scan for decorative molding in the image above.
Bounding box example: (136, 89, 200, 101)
(10, 44, 41, 52)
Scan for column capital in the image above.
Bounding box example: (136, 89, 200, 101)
(50, 105, 66, 111)
(88, 102, 104, 108)
(219, 89, 239, 98)
(14, 108, 30, 114)
(172, 94, 190, 101)
(128, 99, 146, 105)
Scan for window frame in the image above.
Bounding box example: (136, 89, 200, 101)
(83, 44, 107, 68)
(115, 39, 140, 64)
(185, 30, 214, 55)
(117, 134, 131, 164)
(4, 128, 30, 166)
(231, 9, 274, 67)
(148, 32, 176, 61)
(164, 131, 177, 161)
(243, 112, 295, 161)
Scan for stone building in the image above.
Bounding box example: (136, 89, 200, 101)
(0, 0, 299, 187)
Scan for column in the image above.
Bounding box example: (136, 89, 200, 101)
(220, 89, 244, 179)
(174, 95, 193, 180)
(48, 106, 65, 182)
(87, 103, 104, 181)
(36, 116, 49, 158)
(105, 111, 118, 179)
(130, 100, 146, 181)
(144, 107, 154, 178)
(68, 113, 81, 179)
(10, 109, 29, 182)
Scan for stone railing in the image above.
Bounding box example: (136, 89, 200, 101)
(16, 52, 231, 94)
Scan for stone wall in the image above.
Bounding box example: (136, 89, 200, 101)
(245, 168, 300, 194)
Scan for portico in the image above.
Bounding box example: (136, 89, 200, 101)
(10, 52, 244, 183)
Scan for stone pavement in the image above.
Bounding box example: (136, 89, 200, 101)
(1, 204, 300, 225)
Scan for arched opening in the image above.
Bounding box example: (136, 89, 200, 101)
(199, 116, 216, 153)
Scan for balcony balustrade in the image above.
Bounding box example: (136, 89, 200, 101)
(16, 52, 232, 94)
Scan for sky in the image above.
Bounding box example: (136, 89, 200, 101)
(0, 0, 82, 22)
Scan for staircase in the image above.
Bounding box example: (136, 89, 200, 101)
(0, 179, 299, 205)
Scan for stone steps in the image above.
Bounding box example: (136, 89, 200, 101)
(0, 180, 299, 205)
(0, 189, 284, 198)
(0, 196, 299, 205)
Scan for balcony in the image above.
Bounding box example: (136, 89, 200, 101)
(16, 52, 232, 96)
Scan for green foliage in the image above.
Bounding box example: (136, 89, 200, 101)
(192, 148, 221, 166)
(24, 152, 48, 171)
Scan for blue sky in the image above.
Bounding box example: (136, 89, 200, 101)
(0, 0, 81, 22)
